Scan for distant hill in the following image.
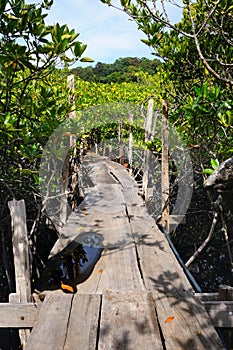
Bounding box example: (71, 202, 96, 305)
(71, 57, 160, 83)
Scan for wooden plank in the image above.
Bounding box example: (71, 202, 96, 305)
(82, 153, 118, 186)
(25, 292, 73, 350)
(8, 199, 32, 345)
(127, 194, 224, 348)
(202, 301, 233, 328)
(49, 183, 131, 256)
(77, 244, 145, 294)
(45, 160, 144, 295)
(195, 293, 218, 302)
(98, 290, 163, 350)
(64, 294, 101, 350)
(0, 303, 40, 328)
(8, 199, 31, 303)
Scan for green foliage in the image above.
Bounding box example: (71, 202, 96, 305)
(104, 0, 233, 84)
(71, 57, 160, 83)
(73, 72, 160, 111)
(169, 82, 233, 162)
(0, 0, 88, 199)
(203, 158, 220, 175)
(99, 0, 233, 163)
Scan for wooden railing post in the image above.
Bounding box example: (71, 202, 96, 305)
(128, 113, 133, 175)
(161, 99, 170, 232)
(8, 199, 31, 346)
(142, 99, 154, 200)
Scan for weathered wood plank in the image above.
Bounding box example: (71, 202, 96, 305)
(136, 241, 223, 345)
(127, 193, 224, 349)
(49, 183, 131, 256)
(45, 156, 144, 295)
(8, 199, 31, 303)
(194, 293, 219, 302)
(98, 290, 163, 350)
(8, 199, 32, 345)
(0, 303, 40, 328)
(30, 154, 224, 349)
(77, 244, 145, 294)
(202, 301, 233, 328)
(25, 292, 73, 350)
(64, 294, 101, 350)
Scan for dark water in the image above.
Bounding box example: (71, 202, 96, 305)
(171, 187, 233, 292)
(34, 241, 103, 293)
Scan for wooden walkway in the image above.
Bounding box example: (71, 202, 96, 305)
(25, 153, 224, 349)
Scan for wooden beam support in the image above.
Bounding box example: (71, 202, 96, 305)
(0, 303, 40, 328)
(202, 301, 233, 328)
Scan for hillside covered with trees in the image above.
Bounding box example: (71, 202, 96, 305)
(71, 57, 161, 83)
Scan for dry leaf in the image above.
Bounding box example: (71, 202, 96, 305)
(61, 281, 75, 293)
(83, 211, 89, 215)
(165, 316, 175, 323)
(76, 227, 84, 231)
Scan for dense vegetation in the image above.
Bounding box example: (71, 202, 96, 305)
(0, 0, 232, 316)
(71, 57, 161, 83)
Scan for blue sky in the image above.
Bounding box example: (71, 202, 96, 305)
(25, 0, 181, 66)
(45, 0, 154, 66)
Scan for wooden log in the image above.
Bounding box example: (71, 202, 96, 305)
(98, 290, 163, 350)
(0, 303, 40, 328)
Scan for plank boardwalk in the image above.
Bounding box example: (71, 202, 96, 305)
(25, 153, 224, 349)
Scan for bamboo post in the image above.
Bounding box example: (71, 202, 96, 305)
(161, 99, 170, 232)
(8, 199, 31, 346)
